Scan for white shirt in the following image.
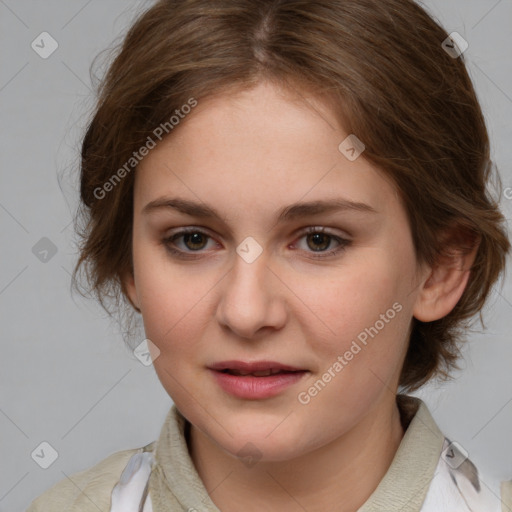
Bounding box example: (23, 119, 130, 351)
(110, 437, 504, 512)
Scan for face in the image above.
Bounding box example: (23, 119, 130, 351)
(126, 80, 429, 462)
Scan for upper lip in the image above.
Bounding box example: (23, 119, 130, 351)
(208, 360, 305, 372)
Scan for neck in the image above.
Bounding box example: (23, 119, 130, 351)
(188, 395, 405, 512)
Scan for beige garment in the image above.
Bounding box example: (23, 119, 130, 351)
(26, 395, 512, 511)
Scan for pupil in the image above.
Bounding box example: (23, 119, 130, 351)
(308, 233, 330, 251)
(185, 233, 206, 250)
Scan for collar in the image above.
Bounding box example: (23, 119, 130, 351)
(357, 394, 445, 511)
(148, 394, 445, 511)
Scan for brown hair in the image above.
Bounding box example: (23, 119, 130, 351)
(74, 0, 510, 391)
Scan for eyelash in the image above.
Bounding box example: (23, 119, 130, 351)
(162, 226, 351, 260)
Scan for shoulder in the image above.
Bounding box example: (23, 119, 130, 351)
(502, 479, 512, 511)
(26, 441, 156, 512)
(420, 436, 512, 512)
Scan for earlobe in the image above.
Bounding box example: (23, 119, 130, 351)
(123, 271, 141, 312)
(413, 234, 479, 322)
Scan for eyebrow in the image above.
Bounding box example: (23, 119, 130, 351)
(142, 197, 377, 222)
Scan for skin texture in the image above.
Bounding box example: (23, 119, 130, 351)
(125, 80, 477, 511)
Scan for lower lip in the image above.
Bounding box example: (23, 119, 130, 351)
(210, 369, 308, 399)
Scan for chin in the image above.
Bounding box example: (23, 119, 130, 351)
(213, 416, 313, 463)
(225, 435, 307, 464)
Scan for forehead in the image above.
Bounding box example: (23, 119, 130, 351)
(134, 81, 399, 222)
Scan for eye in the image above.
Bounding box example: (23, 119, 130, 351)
(163, 228, 217, 258)
(162, 226, 351, 260)
(293, 227, 351, 259)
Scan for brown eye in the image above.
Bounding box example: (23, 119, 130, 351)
(306, 232, 332, 252)
(181, 232, 209, 251)
(294, 227, 351, 259)
(162, 228, 216, 258)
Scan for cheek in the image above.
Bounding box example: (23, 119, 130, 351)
(297, 248, 414, 397)
(137, 264, 211, 399)
(304, 253, 403, 340)
(138, 272, 206, 350)
(132, 242, 203, 352)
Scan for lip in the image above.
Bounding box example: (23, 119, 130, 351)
(209, 360, 304, 372)
(208, 360, 308, 400)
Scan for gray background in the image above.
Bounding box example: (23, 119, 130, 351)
(1, 1, 511, 511)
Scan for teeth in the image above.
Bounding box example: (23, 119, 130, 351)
(252, 370, 273, 377)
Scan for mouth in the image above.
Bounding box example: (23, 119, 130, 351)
(208, 360, 308, 399)
(209, 360, 306, 375)
(218, 368, 300, 377)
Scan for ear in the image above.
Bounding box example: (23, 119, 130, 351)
(123, 270, 141, 313)
(413, 228, 480, 322)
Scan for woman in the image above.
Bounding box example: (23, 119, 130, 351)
(28, 0, 512, 510)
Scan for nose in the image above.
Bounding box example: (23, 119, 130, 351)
(215, 248, 288, 340)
